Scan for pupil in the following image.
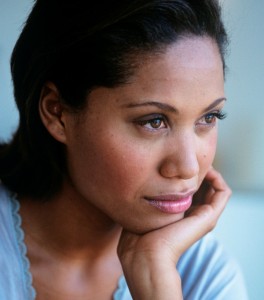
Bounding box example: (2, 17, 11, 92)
(205, 115, 214, 123)
(151, 119, 161, 128)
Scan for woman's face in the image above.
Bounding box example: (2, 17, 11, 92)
(64, 36, 225, 233)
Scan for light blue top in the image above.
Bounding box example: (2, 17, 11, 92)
(0, 184, 248, 300)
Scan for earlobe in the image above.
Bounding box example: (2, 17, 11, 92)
(39, 82, 67, 143)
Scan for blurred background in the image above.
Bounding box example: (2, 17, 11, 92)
(0, 0, 263, 299)
(214, 2, 264, 299)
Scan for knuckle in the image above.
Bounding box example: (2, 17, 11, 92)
(200, 205, 218, 231)
(208, 218, 217, 232)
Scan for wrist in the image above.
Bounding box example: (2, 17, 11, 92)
(121, 255, 183, 300)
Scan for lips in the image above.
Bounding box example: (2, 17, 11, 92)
(145, 192, 194, 214)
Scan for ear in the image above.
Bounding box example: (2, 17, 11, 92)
(39, 82, 67, 143)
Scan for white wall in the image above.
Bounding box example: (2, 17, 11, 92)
(0, 0, 32, 140)
(216, 0, 264, 191)
(214, 190, 264, 300)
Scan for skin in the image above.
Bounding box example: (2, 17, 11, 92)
(20, 36, 231, 299)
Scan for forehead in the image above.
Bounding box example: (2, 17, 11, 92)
(174, 36, 222, 70)
(122, 36, 224, 96)
(82, 36, 224, 117)
(133, 36, 223, 78)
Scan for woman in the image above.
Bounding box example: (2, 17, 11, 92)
(0, 0, 248, 299)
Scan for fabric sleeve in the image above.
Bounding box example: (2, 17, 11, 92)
(177, 233, 248, 300)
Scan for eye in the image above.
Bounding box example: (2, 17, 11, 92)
(136, 114, 167, 130)
(197, 110, 226, 127)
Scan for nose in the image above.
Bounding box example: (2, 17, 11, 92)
(159, 132, 199, 180)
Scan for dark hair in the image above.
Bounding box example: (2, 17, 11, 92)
(0, 0, 228, 198)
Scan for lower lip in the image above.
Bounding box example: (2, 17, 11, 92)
(146, 196, 192, 214)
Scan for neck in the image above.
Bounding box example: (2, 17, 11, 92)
(19, 181, 122, 262)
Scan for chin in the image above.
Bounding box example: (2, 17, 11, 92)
(122, 213, 186, 235)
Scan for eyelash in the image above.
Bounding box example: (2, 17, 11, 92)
(135, 114, 167, 131)
(197, 110, 227, 127)
(135, 110, 227, 131)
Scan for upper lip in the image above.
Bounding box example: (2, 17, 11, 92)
(145, 190, 196, 201)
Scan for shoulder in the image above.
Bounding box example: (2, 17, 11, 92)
(0, 183, 13, 230)
(0, 184, 18, 286)
(0, 183, 34, 300)
(178, 233, 248, 300)
(0, 182, 10, 204)
(0, 183, 19, 240)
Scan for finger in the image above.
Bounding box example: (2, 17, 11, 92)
(193, 167, 231, 204)
(162, 170, 231, 258)
(204, 167, 231, 192)
(189, 168, 231, 222)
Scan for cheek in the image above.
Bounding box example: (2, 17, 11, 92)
(198, 132, 218, 181)
(67, 132, 152, 199)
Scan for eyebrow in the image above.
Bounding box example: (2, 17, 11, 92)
(126, 101, 177, 113)
(125, 97, 226, 113)
(203, 97, 226, 112)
